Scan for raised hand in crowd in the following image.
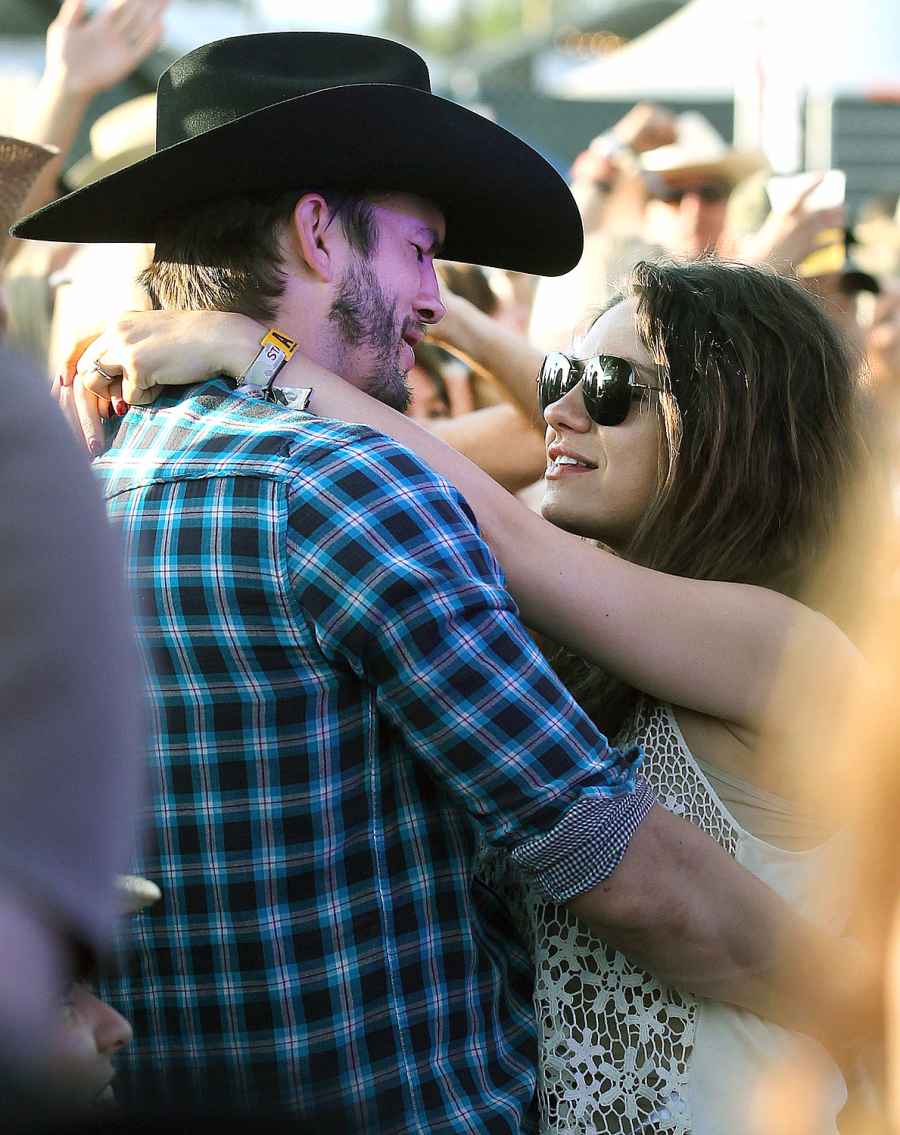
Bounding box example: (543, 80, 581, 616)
(569, 102, 676, 233)
(571, 102, 678, 186)
(737, 174, 846, 275)
(604, 101, 678, 157)
(45, 0, 167, 100)
(11, 0, 167, 240)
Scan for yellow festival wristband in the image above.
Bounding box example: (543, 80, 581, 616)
(235, 327, 310, 409)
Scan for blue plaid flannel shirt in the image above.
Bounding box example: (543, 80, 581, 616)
(96, 379, 655, 1131)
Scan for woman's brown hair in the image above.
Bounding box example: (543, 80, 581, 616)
(552, 258, 866, 737)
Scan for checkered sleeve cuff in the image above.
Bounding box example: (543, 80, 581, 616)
(509, 777, 657, 902)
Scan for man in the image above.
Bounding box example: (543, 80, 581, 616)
(14, 32, 870, 1130)
(2, 0, 166, 369)
(632, 111, 765, 259)
(48, 877, 159, 1112)
(529, 104, 767, 348)
(0, 137, 143, 1115)
(0, 343, 144, 1120)
(568, 105, 765, 261)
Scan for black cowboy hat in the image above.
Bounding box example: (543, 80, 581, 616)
(12, 32, 582, 277)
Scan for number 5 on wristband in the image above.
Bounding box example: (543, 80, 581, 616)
(236, 327, 298, 396)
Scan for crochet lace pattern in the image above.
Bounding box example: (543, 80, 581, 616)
(479, 699, 739, 1133)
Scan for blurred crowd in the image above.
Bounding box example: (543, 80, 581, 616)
(6, 2, 900, 1134)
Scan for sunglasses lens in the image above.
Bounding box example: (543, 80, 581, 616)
(582, 356, 634, 426)
(655, 183, 728, 205)
(539, 354, 647, 425)
(538, 354, 573, 411)
(698, 184, 728, 203)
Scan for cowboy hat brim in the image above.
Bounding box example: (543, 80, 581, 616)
(13, 84, 583, 278)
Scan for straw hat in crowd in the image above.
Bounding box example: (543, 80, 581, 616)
(639, 111, 767, 190)
(0, 135, 58, 260)
(65, 94, 157, 192)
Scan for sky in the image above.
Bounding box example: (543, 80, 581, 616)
(255, 0, 380, 31)
(254, 0, 459, 33)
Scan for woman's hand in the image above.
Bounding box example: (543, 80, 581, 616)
(53, 332, 110, 456)
(66, 309, 263, 401)
(57, 309, 263, 455)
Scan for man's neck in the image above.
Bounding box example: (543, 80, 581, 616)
(271, 277, 341, 382)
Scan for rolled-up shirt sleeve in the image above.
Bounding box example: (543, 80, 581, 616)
(286, 428, 656, 897)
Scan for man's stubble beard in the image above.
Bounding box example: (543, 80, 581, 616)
(327, 255, 411, 413)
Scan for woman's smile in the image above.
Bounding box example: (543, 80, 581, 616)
(546, 442, 599, 478)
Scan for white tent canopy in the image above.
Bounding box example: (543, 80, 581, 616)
(539, 0, 752, 101)
(542, 0, 900, 101)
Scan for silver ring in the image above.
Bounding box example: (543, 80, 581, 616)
(92, 360, 116, 382)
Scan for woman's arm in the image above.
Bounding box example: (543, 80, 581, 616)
(427, 402, 547, 493)
(428, 290, 546, 427)
(67, 309, 864, 734)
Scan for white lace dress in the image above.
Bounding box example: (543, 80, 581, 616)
(479, 699, 852, 1134)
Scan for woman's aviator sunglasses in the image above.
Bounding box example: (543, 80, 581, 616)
(538, 352, 661, 426)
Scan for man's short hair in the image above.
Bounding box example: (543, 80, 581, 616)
(140, 190, 377, 323)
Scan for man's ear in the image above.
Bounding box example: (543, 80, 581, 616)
(291, 194, 340, 282)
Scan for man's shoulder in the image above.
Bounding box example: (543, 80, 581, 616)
(100, 380, 385, 484)
(246, 403, 456, 497)
(100, 381, 469, 516)
(285, 414, 475, 522)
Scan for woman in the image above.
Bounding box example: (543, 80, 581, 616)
(67, 259, 869, 1133)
